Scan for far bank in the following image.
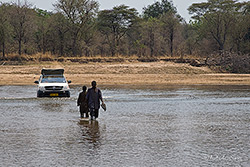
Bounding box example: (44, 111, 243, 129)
(0, 61, 249, 86)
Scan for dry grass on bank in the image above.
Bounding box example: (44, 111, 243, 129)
(1, 53, 202, 64)
(0, 58, 250, 86)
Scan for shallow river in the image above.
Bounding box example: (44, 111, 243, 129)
(0, 85, 249, 167)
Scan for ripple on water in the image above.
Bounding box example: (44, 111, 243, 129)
(0, 85, 249, 166)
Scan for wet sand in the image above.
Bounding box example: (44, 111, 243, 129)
(0, 61, 249, 86)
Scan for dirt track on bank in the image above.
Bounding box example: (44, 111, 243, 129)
(0, 61, 250, 87)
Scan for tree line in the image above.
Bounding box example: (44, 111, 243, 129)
(0, 0, 249, 59)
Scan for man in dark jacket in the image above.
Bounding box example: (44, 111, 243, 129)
(77, 86, 89, 118)
(86, 81, 104, 120)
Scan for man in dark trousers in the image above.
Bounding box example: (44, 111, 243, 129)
(86, 81, 104, 120)
(77, 86, 89, 118)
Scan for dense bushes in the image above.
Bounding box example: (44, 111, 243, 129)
(206, 52, 250, 73)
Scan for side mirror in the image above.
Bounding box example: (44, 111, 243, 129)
(34, 81, 39, 84)
(68, 80, 72, 84)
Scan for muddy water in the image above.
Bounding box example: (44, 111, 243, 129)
(0, 85, 249, 166)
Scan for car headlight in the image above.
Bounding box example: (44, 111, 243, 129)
(63, 85, 69, 90)
(38, 86, 45, 91)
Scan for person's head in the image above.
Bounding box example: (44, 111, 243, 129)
(82, 86, 87, 92)
(91, 81, 97, 88)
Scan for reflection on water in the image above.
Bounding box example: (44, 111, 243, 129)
(0, 85, 249, 166)
(79, 120, 101, 146)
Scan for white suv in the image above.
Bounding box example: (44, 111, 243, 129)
(34, 69, 71, 97)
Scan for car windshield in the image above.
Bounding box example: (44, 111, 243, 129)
(41, 75, 66, 83)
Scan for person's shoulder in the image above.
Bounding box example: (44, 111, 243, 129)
(87, 88, 93, 94)
(88, 88, 94, 91)
(97, 88, 102, 93)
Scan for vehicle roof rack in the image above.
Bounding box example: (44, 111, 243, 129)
(41, 69, 64, 75)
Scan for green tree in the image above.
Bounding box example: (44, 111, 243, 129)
(142, 0, 182, 57)
(81, 20, 97, 56)
(49, 13, 70, 56)
(230, 2, 250, 53)
(126, 17, 144, 56)
(160, 12, 181, 56)
(35, 9, 53, 54)
(143, 0, 177, 19)
(9, 1, 35, 56)
(188, 0, 248, 51)
(140, 18, 162, 57)
(55, 0, 99, 56)
(182, 22, 200, 55)
(97, 5, 138, 56)
(0, 3, 11, 59)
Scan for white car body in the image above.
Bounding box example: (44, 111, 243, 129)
(35, 69, 71, 97)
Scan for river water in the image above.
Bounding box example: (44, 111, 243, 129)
(0, 85, 249, 167)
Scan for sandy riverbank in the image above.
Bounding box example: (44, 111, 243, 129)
(0, 61, 249, 87)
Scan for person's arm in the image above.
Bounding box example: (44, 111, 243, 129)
(86, 89, 89, 101)
(77, 93, 81, 106)
(99, 89, 104, 104)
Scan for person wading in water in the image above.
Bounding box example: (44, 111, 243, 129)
(77, 86, 89, 118)
(86, 81, 105, 120)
